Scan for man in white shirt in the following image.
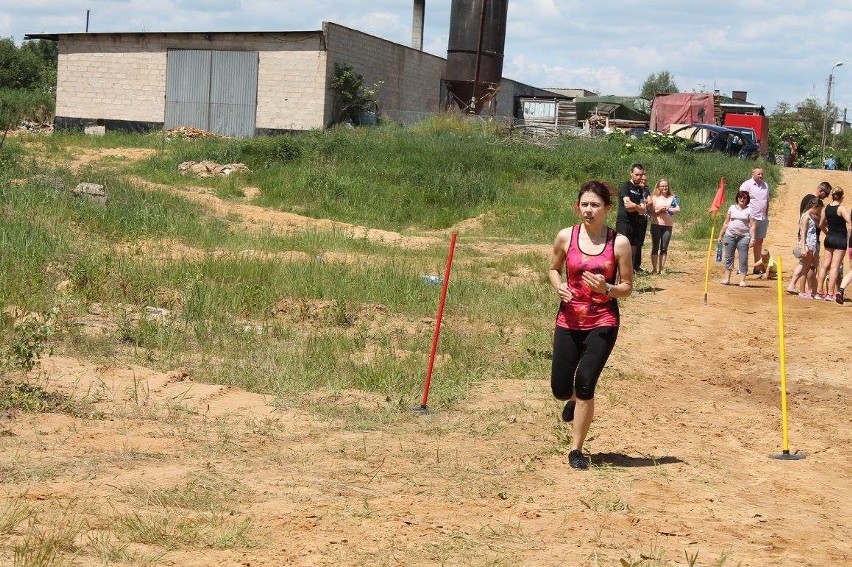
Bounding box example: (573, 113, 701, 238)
(740, 168, 770, 267)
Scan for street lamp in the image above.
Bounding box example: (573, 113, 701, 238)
(820, 61, 844, 167)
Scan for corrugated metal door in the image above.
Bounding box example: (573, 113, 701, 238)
(165, 49, 258, 138)
(165, 50, 211, 131)
(210, 51, 258, 138)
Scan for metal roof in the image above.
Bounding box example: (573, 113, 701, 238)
(24, 30, 319, 42)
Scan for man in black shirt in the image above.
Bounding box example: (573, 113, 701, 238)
(616, 163, 648, 272)
(799, 182, 831, 216)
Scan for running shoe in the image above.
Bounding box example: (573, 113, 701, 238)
(568, 449, 589, 470)
(799, 292, 813, 299)
(739, 280, 747, 287)
(825, 294, 837, 302)
(837, 290, 846, 305)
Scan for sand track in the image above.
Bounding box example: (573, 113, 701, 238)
(1, 166, 850, 566)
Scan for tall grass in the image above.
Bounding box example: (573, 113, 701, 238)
(0, 88, 55, 125)
(0, 121, 777, 410)
(126, 120, 772, 242)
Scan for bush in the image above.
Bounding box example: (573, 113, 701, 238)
(609, 130, 691, 155)
(329, 63, 382, 125)
(1, 309, 56, 374)
(0, 88, 55, 129)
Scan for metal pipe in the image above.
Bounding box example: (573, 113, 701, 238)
(411, 0, 425, 50)
(419, 233, 457, 410)
(832, 105, 846, 150)
(470, 0, 488, 112)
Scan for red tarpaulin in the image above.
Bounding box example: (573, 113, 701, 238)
(650, 93, 715, 133)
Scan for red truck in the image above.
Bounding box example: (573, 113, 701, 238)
(723, 113, 769, 158)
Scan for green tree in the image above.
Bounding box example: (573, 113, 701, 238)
(640, 71, 678, 99)
(768, 101, 810, 166)
(0, 37, 57, 142)
(795, 97, 828, 138)
(20, 39, 58, 91)
(0, 37, 38, 89)
(768, 101, 801, 152)
(833, 129, 852, 170)
(0, 37, 57, 91)
(768, 97, 849, 167)
(329, 63, 382, 125)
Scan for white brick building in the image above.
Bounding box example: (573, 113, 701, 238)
(26, 22, 554, 137)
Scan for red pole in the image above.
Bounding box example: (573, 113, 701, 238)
(419, 233, 457, 409)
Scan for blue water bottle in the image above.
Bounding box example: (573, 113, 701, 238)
(715, 241, 723, 263)
(668, 195, 679, 216)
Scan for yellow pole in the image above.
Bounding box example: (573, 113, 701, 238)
(703, 214, 718, 305)
(776, 256, 791, 452)
(770, 256, 805, 460)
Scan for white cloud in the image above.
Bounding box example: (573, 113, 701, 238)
(349, 11, 406, 41)
(4, 0, 852, 111)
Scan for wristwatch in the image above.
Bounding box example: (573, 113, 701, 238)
(605, 283, 613, 296)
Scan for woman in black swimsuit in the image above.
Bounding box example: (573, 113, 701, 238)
(816, 187, 850, 302)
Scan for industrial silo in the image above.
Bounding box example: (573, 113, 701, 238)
(444, 0, 508, 114)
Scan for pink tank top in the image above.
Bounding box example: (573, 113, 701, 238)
(555, 225, 620, 330)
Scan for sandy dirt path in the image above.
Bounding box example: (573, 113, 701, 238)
(1, 166, 849, 566)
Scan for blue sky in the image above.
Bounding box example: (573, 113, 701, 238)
(2, 0, 851, 114)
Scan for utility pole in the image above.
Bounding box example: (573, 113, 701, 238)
(820, 61, 844, 167)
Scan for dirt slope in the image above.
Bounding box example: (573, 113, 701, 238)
(1, 166, 850, 566)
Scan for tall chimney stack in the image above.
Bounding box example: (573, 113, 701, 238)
(412, 0, 425, 50)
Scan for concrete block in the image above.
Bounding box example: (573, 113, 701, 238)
(72, 182, 107, 205)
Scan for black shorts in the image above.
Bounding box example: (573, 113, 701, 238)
(824, 233, 848, 251)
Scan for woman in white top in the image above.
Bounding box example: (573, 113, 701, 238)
(717, 190, 756, 287)
(649, 178, 679, 274)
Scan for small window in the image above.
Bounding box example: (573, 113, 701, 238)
(522, 100, 556, 123)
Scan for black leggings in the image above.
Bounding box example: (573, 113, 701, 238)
(650, 224, 673, 255)
(551, 326, 618, 401)
(633, 216, 648, 269)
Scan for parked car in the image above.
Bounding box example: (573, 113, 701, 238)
(725, 126, 761, 158)
(670, 123, 759, 159)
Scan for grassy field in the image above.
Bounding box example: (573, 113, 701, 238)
(1, 119, 774, 408)
(2, 118, 819, 567)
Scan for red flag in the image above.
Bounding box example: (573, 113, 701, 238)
(708, 177, 726, 214)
